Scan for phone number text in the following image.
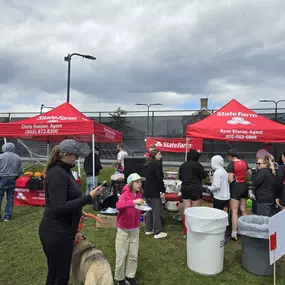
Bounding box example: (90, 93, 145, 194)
(24, 129, 59, 135)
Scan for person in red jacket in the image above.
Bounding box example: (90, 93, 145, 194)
(115, 173, 145, 285)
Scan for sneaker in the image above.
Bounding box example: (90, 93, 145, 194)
(3, 217, 11, 222)
(145, 230, 154, 235)
(118, 280, 127, 285)
(126, 277, 139, 285)
(154, 232, 167, 239)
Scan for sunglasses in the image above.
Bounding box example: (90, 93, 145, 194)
(256, 162, 263, 165)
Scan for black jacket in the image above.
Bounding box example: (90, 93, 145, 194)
(179, 150, 207, 192)
(275, 164, 285, 199)
(84, 151, 102, 177)
(144, 160, 166, 198)
(42, 161, 92, 235)
(252, 168, 276, 203)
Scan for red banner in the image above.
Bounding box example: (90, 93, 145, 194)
(14, 188, 45, 206)
(146, 137, 203, 153)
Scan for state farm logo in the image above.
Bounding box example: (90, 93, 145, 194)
(37, 116, 78, 123)
(227, 117, 251, 125)
(155, 141, 163, 147)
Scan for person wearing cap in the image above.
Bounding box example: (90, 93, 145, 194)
(115, 173, 145, 285)
(38, 139, 104, 285)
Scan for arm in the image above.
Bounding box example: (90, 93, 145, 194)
(208, 172, 222, 192)
(198, 163, 207, 180)
(252, 170, 265, 188)
(275, 166, 284, 198)
(47, 171, 92, 215)
(154, 162, 166, 193)
(227, 162, 235, 183)
(95, 154, 103, 171)
(178, 165, 182, 181)
(18, 158, 23, 177)
(116, 192, 135, 210)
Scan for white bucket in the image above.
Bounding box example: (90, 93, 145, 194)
(185, 207, 228, 275)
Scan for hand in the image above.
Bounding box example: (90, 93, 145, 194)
(133, 199, 144, 205)
(160, 193, 165, 199)
(90, 186, 104, 199)
(276, 199, 281, 207)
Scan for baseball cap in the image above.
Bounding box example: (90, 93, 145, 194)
(127, 173, 146, 184)
(59, 139, 88, 158)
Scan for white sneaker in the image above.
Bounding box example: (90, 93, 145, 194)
(145, 231, 154, 235)
(154, 232, 167, 239)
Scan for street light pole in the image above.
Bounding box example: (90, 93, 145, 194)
(135, 103, 162, 136)
(259, 99, 285, 121)
(64, 53, 96, 103)
(40, 104, 54, 114)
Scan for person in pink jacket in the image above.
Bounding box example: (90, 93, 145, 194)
(115, 173, 145, 285)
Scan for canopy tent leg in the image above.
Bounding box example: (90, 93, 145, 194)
(47, 138, 50, 159)
(185, 137, 189, 161)
(92, 134, 96, 188)
(77, 159, 81, 177)
(4, 137, 7, 144)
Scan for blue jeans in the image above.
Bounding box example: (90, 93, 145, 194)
(0, 176, 16, 218)
(86, 176, 98, 196)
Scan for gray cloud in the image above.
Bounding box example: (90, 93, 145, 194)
(0, 0, 285, 113)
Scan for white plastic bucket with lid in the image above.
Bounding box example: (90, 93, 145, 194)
(185, 207, 229, 275)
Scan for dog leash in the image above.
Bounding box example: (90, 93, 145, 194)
(77, 213, 103, 233)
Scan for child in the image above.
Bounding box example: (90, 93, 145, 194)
(115, 173, 145, 285)
(204, 155, 230, 210)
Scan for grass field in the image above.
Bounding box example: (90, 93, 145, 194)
(0, 167, 284, 285)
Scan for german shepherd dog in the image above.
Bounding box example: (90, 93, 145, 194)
(71, 217, 114, 285)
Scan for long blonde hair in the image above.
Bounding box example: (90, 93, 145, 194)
(262, 155, 276, 176)
(44, 145, 64, 174)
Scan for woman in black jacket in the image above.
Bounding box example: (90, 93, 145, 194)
(38, 139, 103, 285)
(144, 149, 167, 239)
(252, 156, 276, 217)
(179, 150, 207, 235)
(276, 151, 285, 211)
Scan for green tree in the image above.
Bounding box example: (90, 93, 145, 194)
(109, 107, 130, 132)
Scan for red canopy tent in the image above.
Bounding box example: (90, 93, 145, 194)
(0, 102, 122, 143)
(0, 102, 122, 187)
(186, 99, 285, 142)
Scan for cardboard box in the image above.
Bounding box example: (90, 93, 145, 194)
(96, 214, 117, 229)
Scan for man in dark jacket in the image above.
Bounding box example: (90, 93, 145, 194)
(83, 147, 103, 196)
(0, 142, 22, 221)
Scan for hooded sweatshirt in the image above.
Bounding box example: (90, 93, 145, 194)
(208, 155, 230, 201)
(116, 185, 143, 230)
(179, 150, 207, 192)
(0, 143, 22, 177)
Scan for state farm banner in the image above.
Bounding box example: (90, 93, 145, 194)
(14, 188, 45, 207)
(146, 137, 203, 153)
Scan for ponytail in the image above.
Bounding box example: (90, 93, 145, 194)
(144, 149, 160, 166)
(44, 145, 63, 174)
(264, 155, 276, 176)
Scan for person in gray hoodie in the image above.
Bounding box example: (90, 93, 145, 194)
(204, 155, 230, 210)
(0, 142, 22, 221)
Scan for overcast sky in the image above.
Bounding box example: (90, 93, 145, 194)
(1, 0, 285, 115)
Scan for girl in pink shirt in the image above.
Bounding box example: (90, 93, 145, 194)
(115, 173, 145, 285)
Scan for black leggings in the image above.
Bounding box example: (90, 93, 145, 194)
(39, 224, 74, 285)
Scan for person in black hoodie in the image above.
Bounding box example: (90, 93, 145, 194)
(252, 155, 276, 217)
(83, 146, 103, 195)
(179, 149, 207, 235)
(276, 151, 285, 211)
(144, 149, 167, 239)
(38, 139, 104, 285)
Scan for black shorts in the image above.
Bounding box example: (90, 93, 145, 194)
(181, 186, 202, 201)
(213, 198, 230, 210)
(230, 181, 248, 200)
